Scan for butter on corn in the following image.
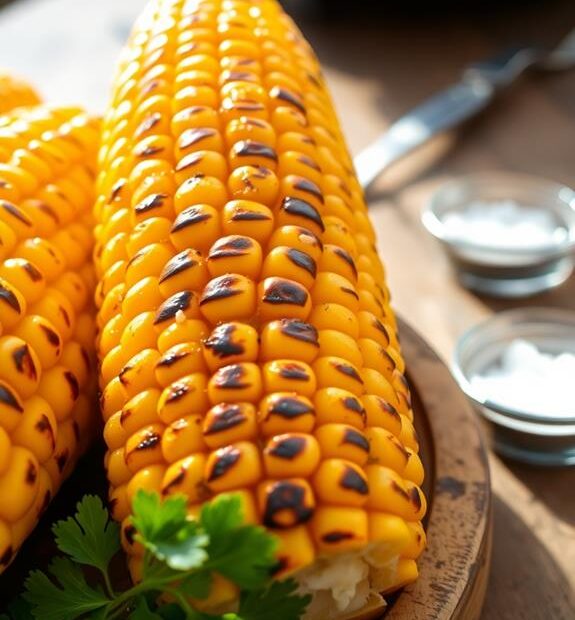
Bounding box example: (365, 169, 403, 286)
(0, 103, 100, 572)
(95, 0, 426, 617)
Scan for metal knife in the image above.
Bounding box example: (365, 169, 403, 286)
(354, 29, 575, 191)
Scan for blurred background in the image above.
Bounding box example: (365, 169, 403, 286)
(0, 0, 574, 618)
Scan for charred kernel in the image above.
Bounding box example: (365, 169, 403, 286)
(365, 465, 426, 521)
(257, 277, 311, 322)
(317, 329, 363, 369)
(313, 356, 364, 395)
(311, 507, 368, 553)
(224, 118, 275, 149)
(277, 196, 324, 236)
(0, 258, 45, 305)
(366, 427, 410, 474)
(260, 319, 319, 364)
(118, 349, 161, 398)
(125, 425, 165, 473)
(315, 387, 366, 429)
(313, 459, 369, 507)
(0, 277, 25, 329)
(222, 199, 275, 243)
(157, 373, 209, 425)
(268, 225, 323, 263)
(176, 127, 223, 155)
(159, 249, 208, 298)
(161, 414, 205, 464)
(120, 389, 161, 437)
(37, 366, 80, 421)
(311, 272, 359, 312)
(0, 337, 41, 399)
(319, 245, 358, 283)
(155, 342, 206, 387)
(205, 441, 262, 493)
(263, 359, 316, 397)
(271, 526, 315, 578)
(202, 322, 258, 372)
(154, 291, 199, 325)
(315, 424, 370, 466)
(208, 362, 262, 404)
(134, 193, 168, 217)
(363, 395, 402, 438)
(161, 454, 208, 501)
(259, 393, 315, 437)
(358, 338, 396, 379)
(199, 274, 256, 323)
(206, 235, 262, 279)
(174, 150, 228, 185)
(12, 396, 57, 465)
(358, 311, 391, 348)
(261, 246, 316, 289)
(263, 433, 320, 478)
(170, 203, 221, 253)
(269, 86, 306, 114)
(227, 165, 279, 207)
(14, 315, 62, 369)
(403, 449, 425, 486)
(258, 478, 315, 529)
(0, 447, 39, 522)
(363, 369, 403, 411)
(202, 402, 257, 449)
(230, 140, 278, 170)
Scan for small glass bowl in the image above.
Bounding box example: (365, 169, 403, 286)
(453, 308, 575, 466)
(422, 172, 575, 297)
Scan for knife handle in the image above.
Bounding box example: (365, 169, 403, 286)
(355, 79, 495, 190)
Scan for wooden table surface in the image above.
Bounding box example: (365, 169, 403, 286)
(1, 0, 575, 618)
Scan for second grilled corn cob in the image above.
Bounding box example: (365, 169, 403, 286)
(0, 73, 40, 115)
(95, 1, 426, 617)
(0, 103, 99, 573)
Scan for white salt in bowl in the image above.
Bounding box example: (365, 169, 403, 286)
(422, 172, 575, 298)
(453, 308, 575, 466)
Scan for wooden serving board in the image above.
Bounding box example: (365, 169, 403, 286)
(0, 318, 492, 619)
(385, 319, 492, 620)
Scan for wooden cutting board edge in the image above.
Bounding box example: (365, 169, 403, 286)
(385, 318, 493, 620)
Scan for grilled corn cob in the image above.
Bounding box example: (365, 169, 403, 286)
(0, 73, 40, 114)
(95, 1, 426, 617)
(0, 104, 99, 573)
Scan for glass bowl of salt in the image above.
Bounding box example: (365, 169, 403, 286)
(453, 308, 575, 466)
(422, 172, 575, 297)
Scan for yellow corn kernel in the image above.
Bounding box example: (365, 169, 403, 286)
(310, 506, 368, 554)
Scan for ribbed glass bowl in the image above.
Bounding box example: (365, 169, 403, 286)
(422, 172, 575, 298)
(453, 308, 575, 466)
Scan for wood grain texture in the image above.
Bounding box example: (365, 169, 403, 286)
(386, 319, 491, 620)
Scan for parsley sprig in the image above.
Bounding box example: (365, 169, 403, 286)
(3, 492, 310, 620)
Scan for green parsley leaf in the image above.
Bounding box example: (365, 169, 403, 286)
(1, 597, 33, 620)
(133, 491, 208, 571)
(179, 569, 212, 599)
(155, 604, 186, 620)
(201, 496, 277, 589)
(132, 491, 188, 543)
(128, 597, 164, 619)
(237, 580, 311, 620)
(53, 495, 120, 575)
(23, 557, 110, 620)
